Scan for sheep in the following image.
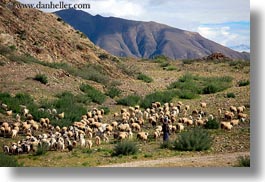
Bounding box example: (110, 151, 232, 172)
(117, 132, 128, 140)
(1, 103, 8, 110)
(230, 106, 237, 113)
(2, 122, 9, 128)
(195, 119, 205, 126)
(176, 123, 184, 132)
(95, 136, 101, 146)
(11, 129, 18, 138)
(224, 111, 234, 120)
(85, 139, 93, 149)
(237, 106, 246, 113)
(21, 108, 29, 116)
(80, 137, 86, 147)
(56, 141, 65, 151)
(238, 113, 247, 119)
(200, 102, 207, 108)
(230, 119, 240, 126)
(131, 122, 141, 132)
(3, 145, 9, 154)
(16, 114, 21, 122)
(221, 122, 233, 130)
(57, 112, 65, 119)
(137, 132, 149, 142)
(218, 108, 222, 116)
(153, 131, 160, 140)
(6, 110, 12, 116)
(184, 119, 193, 126)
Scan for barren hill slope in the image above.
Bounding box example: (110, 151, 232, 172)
(0, 0, 124, 79)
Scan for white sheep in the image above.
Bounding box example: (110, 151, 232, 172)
(85, 139, 93, 149)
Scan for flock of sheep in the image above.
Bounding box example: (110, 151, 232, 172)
(0, 100, 248, 155)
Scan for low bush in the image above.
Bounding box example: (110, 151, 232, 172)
(238, 80, 250, 87)
(34, 74, 48, 84)
(35, 143, 49, 156)
(106, 87, 121, 98)
(164, 65, 177, 71)
(160, 62, 170, 68)
(80, 84, 106, 104)
(173, 128, 213, 151)
(204, 118, 220, 129)
(117, 95, 141, 106)
(112, 141, 138, 156)
(177, 90, 198, 99)
(235, 155, 250, 167)
(182, 59, 196, 64)
(98, 106, 110, 115)
(229, 60, 250, 69)
(226, 92, 236, 98)
(137, 73, 153, 83)
(168, 73, 233, 96)
(0, 153, 23, 167)
(140, 90, 178, 109)
(160, 141, 172, 149)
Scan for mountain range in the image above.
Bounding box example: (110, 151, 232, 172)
(55, 9, 250, 60)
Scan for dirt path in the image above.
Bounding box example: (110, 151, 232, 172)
(99, 152, 250, 167)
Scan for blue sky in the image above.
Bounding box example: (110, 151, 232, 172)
(18, 0, 250, 52)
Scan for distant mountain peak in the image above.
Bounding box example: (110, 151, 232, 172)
(55, 9, 250, 60)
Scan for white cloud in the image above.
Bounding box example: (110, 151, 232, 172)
(198, 26, 242, 47)
(88, 0, 144, 18)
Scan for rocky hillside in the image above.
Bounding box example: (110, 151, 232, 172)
(0, 0, 124, 78)
(55, 9, 250, 60)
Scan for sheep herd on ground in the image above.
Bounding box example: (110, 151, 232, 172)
(0, 100, 248, 155)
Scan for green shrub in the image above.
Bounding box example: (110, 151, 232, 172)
(168, 73, 233, 96)
(80, 84, 106, 104)
(106, 87, 121, 98)
(0, 153, 23, 167)
(34, 74, 48, 84)
(160, 141, 172, 149)
(182, 59, 195, 64)
(235, 155, 250, 167)
(173, 128, 213, 151)
(229, 60, 250, 69)
(204, 118, 220, 129)
(238, 80, 250, 87)
(165, 65, 177, 71)
(160, 62, 170, 68)
(44, 92, 87, 127)
(137, 73, 153, 83)
(226, 92, 236, 98)
(112, 141, 138, 156)
(35, 143, 49, 156)
(117, 95, 141, 106)
(140, 90, 178, 109)
(178, 90, 198, 99)
(152, 55, 168, 63)
(98, 106, 110, 115)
